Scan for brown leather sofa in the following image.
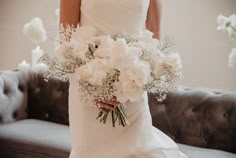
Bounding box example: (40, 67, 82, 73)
(0, 69, 235, 158)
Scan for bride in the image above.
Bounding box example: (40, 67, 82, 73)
(60, 0, 188, 157)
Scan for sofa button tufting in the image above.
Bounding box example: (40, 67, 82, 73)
(34, 87, 41, 94)
(223, 112, 229, 118)
(45, 113, 49, 118)
(18, 84, 25, 92)
(25, 108, 29, 113)
(12, 111, 18, 119)
(3, 87, 10, 95)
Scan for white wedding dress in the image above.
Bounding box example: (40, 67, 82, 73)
(69, 0, 188, 158)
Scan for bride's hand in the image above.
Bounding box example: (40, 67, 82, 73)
(95, 96, 120, 112)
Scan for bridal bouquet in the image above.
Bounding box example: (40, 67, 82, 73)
(24, 18, 182, 127)
(217, 14, 236, 69)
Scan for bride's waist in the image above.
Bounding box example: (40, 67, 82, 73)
(80, 7, 146, 35)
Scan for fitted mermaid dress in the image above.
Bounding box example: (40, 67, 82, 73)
(69, 0, 188, 157)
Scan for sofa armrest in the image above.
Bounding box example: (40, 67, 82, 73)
(148, 86, 236, 153)
(0, 69, 29, 124)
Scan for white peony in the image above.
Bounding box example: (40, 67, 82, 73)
(125, 62, 151, 86)
(76, 58, 109, 86)
(93, 36, 114, 58)
(153, 53, 182, 76)
(109, 39, 141, 70)
(23, 17, 47, 43)
(228, 48, 236, 69)
(73, 40, 89, 61)
(113, 61, 150, 103)
(114, 72, 144, 103)
(163, 53, 182, 70)
(136, 30, 159, 45)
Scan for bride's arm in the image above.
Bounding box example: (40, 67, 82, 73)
(146, 0, 161, 39)
(60, 0, 81, 28)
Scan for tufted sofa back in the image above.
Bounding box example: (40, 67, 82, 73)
(27, 73, 69, 125)
(0, 70, 235, 153)
(148, 87, 236, 153)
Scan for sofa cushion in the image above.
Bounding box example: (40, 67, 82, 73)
(1, 119, 236, 158)
(178, 143, 236, 158)
(0, 119, 71, 158)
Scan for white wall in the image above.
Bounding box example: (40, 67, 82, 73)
(0, 0, 236, 90)
(0, 0, 59, 69)
(161, 0, 236, 90)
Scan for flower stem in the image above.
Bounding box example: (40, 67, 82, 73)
(96, 104, 128, 127)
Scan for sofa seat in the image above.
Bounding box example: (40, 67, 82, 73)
(0, 119, 71, 158)
(1, 119, 236, 158)
(178, 144, 236, 158)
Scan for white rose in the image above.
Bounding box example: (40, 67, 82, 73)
(228, 48, 236, 69)
(23, 17, 47, 43)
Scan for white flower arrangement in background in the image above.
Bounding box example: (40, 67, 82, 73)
(217, 14, 236, 39)
(23, 17, 47, 43)
(24, 16, 183, 127)
(229, 48, 236, 69)
(217, 14, 236, 69)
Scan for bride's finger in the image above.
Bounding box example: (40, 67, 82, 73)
(103, 100, 120, 107)
(97, 102, 115, 110)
